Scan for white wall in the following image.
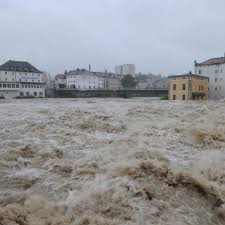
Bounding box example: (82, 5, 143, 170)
(0, 70, 46, 98)
(67, 74, 105, 90)
(195, 64, 225, 99)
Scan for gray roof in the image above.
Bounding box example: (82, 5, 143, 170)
(195, 57, 225, 66)
(67, 69, 94, 76)
(169, 74, 209, 79)
(0, 60, 42, 73)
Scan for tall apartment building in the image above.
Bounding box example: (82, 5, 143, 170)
(168, 74, 208, 100)
(0, 60, 46, 98)
(115, 64, 135, 77)
(195, 55, 225, 99)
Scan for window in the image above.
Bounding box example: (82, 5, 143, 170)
(26, 92, 29, 96)
(12, 84, 15, 88)
(20, 92, 24, 96)
(182, 84, 186, 90)
(34, 92, 37, 96)
(39, 92, 43, 97)
(202, 85, 204, 91)
(199, 85, 201, 91)
(199, 70, 202, 75)
(215, 78, 218, 82)
(7, 84, 11, 88)
(215, 70, 218, 74)
(16, 84, 19, 88)
(215, 87, 217, 91)
(3, 84, 6, 88)
(173, 95, 176, 100)
(182, 95, 185, 100)
(5, 72, 7, 75)
(0, 84, 2, 88)
(173, 84, 176, 91)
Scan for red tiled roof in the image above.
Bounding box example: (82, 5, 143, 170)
(196, 57, 225, 66)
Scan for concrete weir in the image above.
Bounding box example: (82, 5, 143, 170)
(54, 89, 168, 98)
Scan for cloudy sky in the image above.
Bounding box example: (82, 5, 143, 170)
(0, 0, 225, 76)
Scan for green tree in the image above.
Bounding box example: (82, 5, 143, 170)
(121, 75, 137, 88)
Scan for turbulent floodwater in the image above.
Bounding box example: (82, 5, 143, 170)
(1, 98, 225, 225)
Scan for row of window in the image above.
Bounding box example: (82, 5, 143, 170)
(172, 95, 204, 100)
(172, 84, 204, 91)
(215, 87, 222, 91)
(172, 84, 187, 91)
(0, 83, 19, 88)
(21, 84, 45, 89)
(199, 69, 223, 75)
(0, 83, 45, 89)
(20, 92, 43, 97)
(0, 78, 42, 82)
(69, 85, 103, 89)
(3, 71, 41, 76)
(173, 95, 186, 100)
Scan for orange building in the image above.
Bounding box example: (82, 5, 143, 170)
(168, 74, 209, 100)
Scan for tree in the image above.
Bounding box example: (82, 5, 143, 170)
(121, 75, 137, 88)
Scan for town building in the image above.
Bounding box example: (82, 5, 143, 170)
(152, 77, 168, 89)
(0, 60, 46, 98)
(115, 64, 135, 77)
(137, 82, 152, 89)
(55, 74, 67, 89)
(168, 74, 209, 100)
(66, 69, 105, 90)
(105, 78, 122, 90)
(195, 55, 225, 99)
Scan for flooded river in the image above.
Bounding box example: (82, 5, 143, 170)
(0, 98, 225, 225)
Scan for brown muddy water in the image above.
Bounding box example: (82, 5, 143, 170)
(0, 98, 225, 225)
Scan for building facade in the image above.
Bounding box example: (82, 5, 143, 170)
(168, 74, 208, 100)
(115, 64, 135, 77)
(0, 60, 46, 98)
(105, 78, 122, 90)
(152, 77, 168, 89)
(55, 74, 67, 89)
(195, 56, 225, 99)
(66, 69, 105, 90)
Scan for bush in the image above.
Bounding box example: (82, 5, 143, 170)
(0, 95, 5, 99)
(160, 95, 168, 100)
(15, 96, 36, 99)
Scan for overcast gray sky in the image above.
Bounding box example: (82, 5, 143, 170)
(0, 0, 225, 76)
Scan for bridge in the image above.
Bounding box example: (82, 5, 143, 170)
(51, 88, 168, 98)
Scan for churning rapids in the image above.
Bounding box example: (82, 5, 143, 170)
(1, 98, 225, 225)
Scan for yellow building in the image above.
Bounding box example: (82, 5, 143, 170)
(168, 74, 209, 100)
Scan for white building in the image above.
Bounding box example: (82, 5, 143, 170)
(195, 55, 225, 99)
(55, 74, 67, 89)
(66, 69, 105, 90)
(115, 64, 135, 77)
(0, 60, 46, 98)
